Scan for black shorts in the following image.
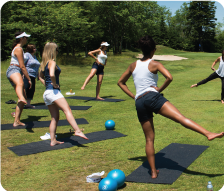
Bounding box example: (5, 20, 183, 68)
(135, 91, 168, 122)
(92, 62, 104, 75)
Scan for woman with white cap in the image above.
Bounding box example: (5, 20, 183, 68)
(6, 31, 32, 127)
(81, 41, 110, 100)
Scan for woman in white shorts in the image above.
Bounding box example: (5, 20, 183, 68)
(39, 42, 88, 146)
(6, 31, 32, 127)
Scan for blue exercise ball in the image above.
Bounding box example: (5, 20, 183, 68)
(105, 120, 115, 130)
(107, 169, 125, 188)
(98, 177, 117, 191)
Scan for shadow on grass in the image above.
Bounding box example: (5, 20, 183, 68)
(21, 115, 47, 122)
(192, 99, 220, 102)
(129, 155, 224, 178)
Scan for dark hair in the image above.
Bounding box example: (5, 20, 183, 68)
(138, 35, 156, 56)
(222, 49, 224, 61)
(12, 31, 23, 49)
(26, 44, 35, 54)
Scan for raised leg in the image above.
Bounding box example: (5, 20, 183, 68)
(140, 118, 159, 179)
(158, 101, 224, 140)
(53, 97, 88, 140)
(81, 68, 97, 90)
(96, 74, 104, 100)
(48, 104, 64, 146)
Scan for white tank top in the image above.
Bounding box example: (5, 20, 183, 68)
(132, 59, 158, 100)
(216, 56, 224, 77)
(97, 50, 107, 65)
(10, 47, 27, 66)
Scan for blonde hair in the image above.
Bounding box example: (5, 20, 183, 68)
(40, 42, 58, 71)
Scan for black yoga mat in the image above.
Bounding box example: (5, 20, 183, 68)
(13, 105, 92, 110)
(126, 143, 209, 184)
(66, 96, 125, 102)
(1, 118, 88, 130)
(8, 130, 127, 156)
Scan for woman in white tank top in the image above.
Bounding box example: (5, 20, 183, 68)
(191, 50, 224, 104)
(6, 31, 31, 127)
(118, 35, 224, 179)
(81, 42, 110, 100)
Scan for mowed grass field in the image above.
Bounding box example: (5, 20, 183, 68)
(1, 46, 224, 191)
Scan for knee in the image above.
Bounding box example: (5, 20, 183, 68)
(97, 81, 103, 86)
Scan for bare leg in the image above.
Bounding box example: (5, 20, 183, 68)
(158, 101, 224, 140)
(96, 74, 104, 100)
(9, 73, 27, 103)
(48, 104, 64, 146)
(53, 98, 88, 140)
(13, 101, 25, 127)
(141, 118, 159, 179)
(26, 99, 35, 108)
(81, 69, 97, 90)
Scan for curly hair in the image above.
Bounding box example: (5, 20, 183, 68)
(138, 35, 156, 56)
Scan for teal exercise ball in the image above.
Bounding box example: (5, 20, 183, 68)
(107, 169, 125, 188)
(98, 177, 117, 191)
(105, 120, 115, 130)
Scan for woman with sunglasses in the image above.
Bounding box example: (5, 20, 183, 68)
(6, 31, 32, 127)
(118, 35, 224, 179)
(39, 42, 88, 146)
(81, 42, 110, 100)
(23, 44, 40, 108)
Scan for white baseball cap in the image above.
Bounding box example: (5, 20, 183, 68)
(101, 42, 110, 46)
(16, 32, 31, 39)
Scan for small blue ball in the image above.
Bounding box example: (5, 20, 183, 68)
(105, 120, 115, 130)
(98, 177, 117, 191)
(107, 169, 125, 188)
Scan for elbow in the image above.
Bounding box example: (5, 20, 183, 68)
(168, 76, 173, 82)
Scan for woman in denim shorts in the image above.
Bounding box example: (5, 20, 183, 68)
(39, 42, 88, 146)
(118, 35, 224, 179)
(81, 42, 110, 100)
(6, 31, 32, 127)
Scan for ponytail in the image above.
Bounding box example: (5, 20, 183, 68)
(12, 31, 23, 49)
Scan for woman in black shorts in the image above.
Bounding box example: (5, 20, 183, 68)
(81, 42, 109, 100)
(117, 35, 224, 179)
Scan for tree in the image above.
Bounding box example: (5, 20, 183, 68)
(186, 1, 217, 52)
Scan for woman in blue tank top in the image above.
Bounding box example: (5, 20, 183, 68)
(39, 42, 88, 146)
(191, 49, 224, 104)
(118, 35, 224, 179)
(81, 42, 110, 100)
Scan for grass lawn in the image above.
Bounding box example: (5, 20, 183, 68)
(1, 46, 224, 191)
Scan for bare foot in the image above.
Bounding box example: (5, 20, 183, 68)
(151, 170, 159, 179)
(25, 104, 35, 108)
(96, 97, 105, 100)
(207, 132, 224, 141)
(81, 86, 85, 90)
(50, 140, 64, 146)
(191, 84, 198, 88)
(221, 100, 224, 104)
(75, 131, 89, 140)
(13, 121, 25, 127)
(18, 99, 27, 104)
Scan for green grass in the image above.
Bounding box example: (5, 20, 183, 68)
(1, 46, 224, 191)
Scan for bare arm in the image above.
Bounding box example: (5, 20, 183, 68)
(88, 49, 101, 64)
(48, 60, 60, 89)
(117, 63, 136, 99)
(211, 57, 220, 71)
(39, 70, 45, 86)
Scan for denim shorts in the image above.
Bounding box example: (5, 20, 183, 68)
(92, 62, 104, 75)
(135, 91, 168, 122)
(43, 89, 64, 106)
(6, 65, 22, 86)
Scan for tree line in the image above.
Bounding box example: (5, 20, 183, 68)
(1, 1, 224, 61)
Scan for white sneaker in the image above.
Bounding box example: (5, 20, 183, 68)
(40, 133, 57, 140)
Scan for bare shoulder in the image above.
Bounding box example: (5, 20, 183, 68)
(129, 61, 137, 73)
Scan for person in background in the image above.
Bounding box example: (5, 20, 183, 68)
(39, 42, 88, 146)
(6, 31, 32, 127)
(23, 44, 40, 108)
(117, 35, 224, 179)
(191, 49, 224, 104)
(81, 42, 110, 100)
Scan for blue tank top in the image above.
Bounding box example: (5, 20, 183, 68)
(43, 62, 61, 90)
